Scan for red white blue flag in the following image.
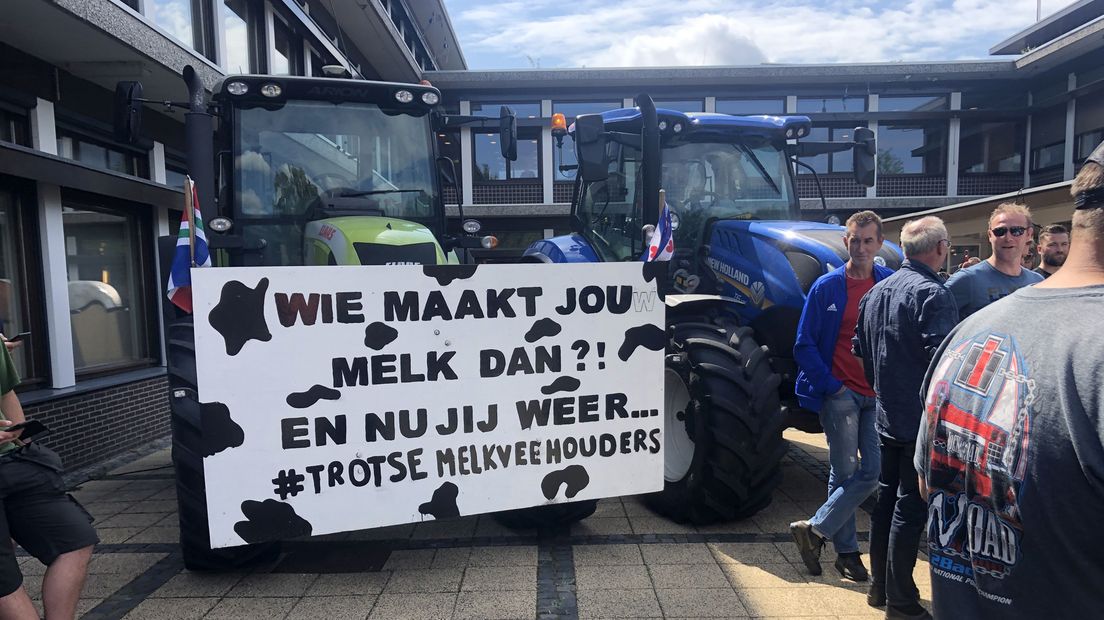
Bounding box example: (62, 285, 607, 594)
(643, 201, 675, 262)
(166, 178, 211, 313)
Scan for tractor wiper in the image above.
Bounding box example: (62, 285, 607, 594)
(733, 144, 781, 197)
(338, 189, 424, 198)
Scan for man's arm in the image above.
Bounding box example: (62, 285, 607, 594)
(853, 296, 876, 389)
(793, 281, 844, 396)
(918, 288, 960, 360)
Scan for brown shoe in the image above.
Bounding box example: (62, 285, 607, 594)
(788, 520, 824, 576)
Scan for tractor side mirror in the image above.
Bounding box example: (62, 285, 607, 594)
(499, 106, 517, 161)
(436, 156, 458, 188)
(574, 113, 609, 182)
(113, 81, 144, 144)
(853, 126, 876, 188)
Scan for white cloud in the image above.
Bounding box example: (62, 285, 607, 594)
(447, 0, 1078, 68)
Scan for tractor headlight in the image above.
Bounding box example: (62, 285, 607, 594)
(260, 83, 281, 98)
(395, 90, 414, 103)
(421, 92, 440, 105)
(226, 81, 248, 95)
(209, 217, 233, 233)
(462, 219, 482, 234)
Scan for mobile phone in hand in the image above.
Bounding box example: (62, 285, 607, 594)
(1, 420, 50, 441)
(5, 332, 30, 343)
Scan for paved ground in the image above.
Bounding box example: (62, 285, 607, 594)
(32, 429, 931, 619)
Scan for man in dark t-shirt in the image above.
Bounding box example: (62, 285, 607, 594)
(916, 146, 1104, 619)
(790, 211, 892, 581)
(1033, 224, 1069, 279)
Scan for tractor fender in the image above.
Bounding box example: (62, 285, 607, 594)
(522, 234, 600, 264)
(664, 293, 745, 316)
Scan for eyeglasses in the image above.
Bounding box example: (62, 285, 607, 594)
(991, 226, 1028, 237)
(939, 239, 952, 248)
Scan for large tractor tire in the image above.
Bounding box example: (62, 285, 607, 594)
(644, 314, 787, 524)
(491, 501, 598, 530)
(166, 316, 280, 571)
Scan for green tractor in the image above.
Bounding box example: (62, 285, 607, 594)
(116, 67, 528, 569)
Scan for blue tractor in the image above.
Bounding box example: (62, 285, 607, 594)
(522, 96, 902, 524)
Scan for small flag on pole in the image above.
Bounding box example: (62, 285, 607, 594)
(166, 176, 211, 313)
(642, 190, 675, 262)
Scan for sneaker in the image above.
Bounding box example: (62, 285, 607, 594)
(834, 553, 869, 582)
(885, 603, 932, 620)
(868, 583, 886, 607)
(788, 520, 824, 576)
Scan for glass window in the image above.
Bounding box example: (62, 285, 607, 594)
(798, 126, 860, 174)
(1031, 143, 1064, 170)
(877, 122, 946, 175)
(962, 90, 1027, 110)
(0, 108, 30, 147)
(959, 120, 1025, 174)
(471, 102, 541, 119)
(715, 99, 785, 115)
(270, 16, 302, 75)
(0, 188, 31, 380)
(552, 101, 620, 120)
(1077, 128, 1104, 160)
(796, 97, 866, 113)
(655, 100, 703, 113)
(878, 96, 948, 112)
(56, 132, 149, 178)
(221, 0, 252, 73)
(63, 205, 151, 373)
(473, 129, 540, 180)
(146, 0, 198, 49)
(165, 167, 187, 189)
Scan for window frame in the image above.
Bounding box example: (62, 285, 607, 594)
(798, 125, 864, 175)
(471, 127, 542, 183)
(876, 120, 948, 176)
(714, 98, 786, 116)
(0, 175, 49, 389)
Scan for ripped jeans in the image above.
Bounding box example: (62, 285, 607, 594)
(808, 387, 880, 554)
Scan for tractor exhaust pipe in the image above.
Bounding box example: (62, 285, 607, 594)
(183, 65, 215, 225)
(636, 93, 661, 245)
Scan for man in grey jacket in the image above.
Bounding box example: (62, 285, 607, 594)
(854, 216, 958, 620)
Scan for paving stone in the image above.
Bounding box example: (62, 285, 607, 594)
(710, 542, 790, 565)
(383, 549, 436, 570)
(88, 552, 166, 575)
(226, 573, 319, 597)
(630, 516, 699, 535)
(751, 500, 808, 534)
(306, 572, 390, 596)
(122, 597, 219, 619)
(85, 501, 135, 520)
(576, 588, 662, 618)
(720, 562, 807, 589)
(736, 586, 835, 616)
(695, 519, 763, 535)
(454, 590, 535, 620)
(460, 565, 537, 591)
(592, 499, 627, 518)
(384, 568, 463, 593)
(570, 516, 634, 535)
(621, 497, 654, 516)
(410, 518, 477, 540)
(151, 571, 245, 597)
(82, 571, 141, 599)
(204, 596, 299, 619)
(95, 527, 145, 544)
(639, 543, 716, 565)
(431, 547, 471, 568)
(572, 544, 643, 566)
(655, 587, 748, 617)
(123, 499, 180, 514)
(369, 592, 456, 619)
(473, 516, 532, 538)
(286, 595, 377, 620)
(575, 564, 652, 590)
(467, 545, 538, 566)
(123, 525, 180, 544)
(648, 563, 731, 589)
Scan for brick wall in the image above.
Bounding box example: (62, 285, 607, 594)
(25, 377, 171, 471)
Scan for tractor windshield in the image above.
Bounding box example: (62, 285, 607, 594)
(662, 139, 794, 251)
(575, 136, 795, 262)
(231, 99, 439, 264)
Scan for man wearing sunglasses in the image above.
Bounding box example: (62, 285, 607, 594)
(914, 142, 1104, 619)
(944, 203, 1043, 319)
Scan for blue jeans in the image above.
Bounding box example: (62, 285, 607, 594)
(809, 387, 880, 554)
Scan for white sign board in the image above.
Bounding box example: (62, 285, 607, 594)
(191, 263, 666, 548)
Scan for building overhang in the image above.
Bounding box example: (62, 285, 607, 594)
(990, 0, 1104, 54)
(406, 0, 467, 70)
(323, 0, 423, 81)
(1, 142, 184, 210)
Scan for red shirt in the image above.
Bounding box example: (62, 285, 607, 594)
(831, 276, 875, 397)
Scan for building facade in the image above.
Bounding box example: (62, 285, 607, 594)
(0, 0, 1101, 468)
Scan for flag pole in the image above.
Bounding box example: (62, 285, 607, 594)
(185, 175, 197, 268)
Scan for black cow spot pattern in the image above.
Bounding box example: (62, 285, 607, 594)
(641, 262, 667, 301)
(541, 465, 590, 500)
(199, 402, 245, 457)
(363, 322, 399, 350)
(234, 499, 312, 543)
(524, 318, 562, 343)
(541, 376, 581, 395)
(286, 385, 341, 409)
(618, 324, 666, 361)
(209, 278, 272, 356)
(418, 482, 460, 519)
(422, 264, 478, 287)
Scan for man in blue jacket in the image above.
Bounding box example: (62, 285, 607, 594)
(789, 210, 891, 581)
(854, 216, 957, 620)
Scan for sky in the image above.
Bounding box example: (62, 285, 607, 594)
(442, 0, 1078, 69)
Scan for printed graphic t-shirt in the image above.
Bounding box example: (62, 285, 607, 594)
(914, 284, 1104, 619)
(946, 260, 1043, 319)
(831, 276, 875, 397)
